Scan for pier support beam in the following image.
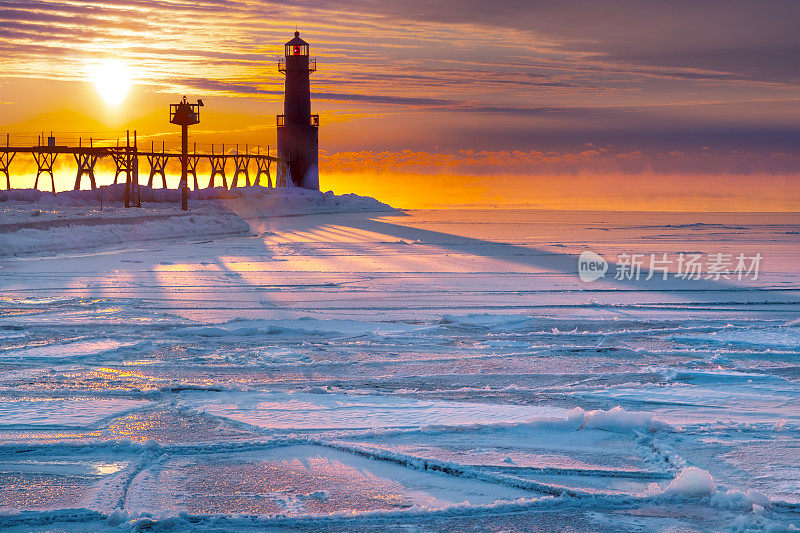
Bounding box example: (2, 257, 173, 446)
(1, 134, 14, 190)
(186, 142, 200, 190)
(146, 142, 168, 188)
(0, 157, 13, 191)
(0, 153, 12, 190)
(255, 158, 272, 188)
(33, 151, 58, 194)
(124, 130, 141, 208)
(208, 157, 228, 188)
(231, 145, 250, 187)
(187, 155, 200, 190)
(207, 145, 228, 189)
(146, 156, 168, 188)
(74, 152, 99, 190)
(111, 150, 128, 185)
(73, 138, 99, 191)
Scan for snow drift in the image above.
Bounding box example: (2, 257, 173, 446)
(0, 185, 396, 257)
(566, 406, 675, 434)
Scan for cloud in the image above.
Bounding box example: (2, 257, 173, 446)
(333, 0, 800, 83)
(320, 147, 800, 176)
(3, 0, 797, 88)
(0, 0, 799, 161)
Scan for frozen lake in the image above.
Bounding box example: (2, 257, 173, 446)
(0, 208, 798, 531)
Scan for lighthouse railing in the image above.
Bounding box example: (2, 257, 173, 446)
(278, 59, 316, 73)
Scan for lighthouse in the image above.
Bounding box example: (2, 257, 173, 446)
(277, 31, 319, 190)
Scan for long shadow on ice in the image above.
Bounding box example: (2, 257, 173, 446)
(248, 210, 800, 308)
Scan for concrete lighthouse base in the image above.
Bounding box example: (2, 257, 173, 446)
(277, 125, 319, 190)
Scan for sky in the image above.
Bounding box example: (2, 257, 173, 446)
(1, 0, 799, 209)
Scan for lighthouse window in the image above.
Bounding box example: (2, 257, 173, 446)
(285, 44, 309, 56)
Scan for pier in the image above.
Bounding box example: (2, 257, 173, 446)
(0, 131, 291, 207)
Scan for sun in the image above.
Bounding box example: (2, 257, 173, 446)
(89, 59, 133, 106)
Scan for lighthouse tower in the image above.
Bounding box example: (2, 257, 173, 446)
(277, 31, 319, 189)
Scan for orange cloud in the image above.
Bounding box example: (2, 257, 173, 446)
(320, 148, 800, 176)
(323, 170, 800, 212)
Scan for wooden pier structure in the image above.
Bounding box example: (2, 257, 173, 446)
(0, 132, 290, 207)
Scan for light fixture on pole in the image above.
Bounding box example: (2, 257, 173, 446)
(169, 96, 203, 210)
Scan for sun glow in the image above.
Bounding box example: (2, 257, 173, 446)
(89, 59, 133, 106)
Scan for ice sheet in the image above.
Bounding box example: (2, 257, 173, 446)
(186, 391, 569, 430)
(0, 397, 152, 428)
(0, 209, 798, 530)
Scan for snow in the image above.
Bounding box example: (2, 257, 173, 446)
(0, 184, 395, 258)
(568, 406, 675, 434)
(711, 489, 773, 511)
(662, 466, 717, 497)
(0, 208, 798, 531)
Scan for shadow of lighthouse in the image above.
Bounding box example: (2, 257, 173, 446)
(277, 31, 319, 190)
